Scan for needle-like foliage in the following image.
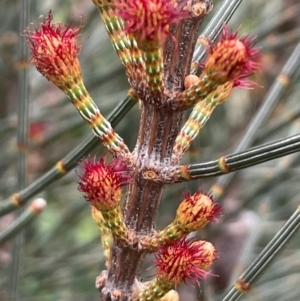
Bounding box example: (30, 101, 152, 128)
(1, 1, 300, 301)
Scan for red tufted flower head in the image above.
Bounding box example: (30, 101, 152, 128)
(204, 25, 260, 85)
(78, 157, 131, 211)
(155, 238, 216, 285)
(115, 0, 190, 48)
(26, 11, 82, 88)
(175, 191, 221, 232)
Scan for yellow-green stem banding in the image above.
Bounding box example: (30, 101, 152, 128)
(141, 222, 186, 251)
(102, 206, 131, 244)
(63, 81, 129, 156)
(173, 82, 233, 158)
(142, 47, 164, 93)
(138, 276, 174, 301)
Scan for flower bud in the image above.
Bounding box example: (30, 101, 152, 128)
(78, 157, 131, 211)
(155, 238, 216, 285)
(115, 0, 189, 48)
(175, 191, 220, 232)
(26, 11, 82, 89)
(203, 26, 259, 85)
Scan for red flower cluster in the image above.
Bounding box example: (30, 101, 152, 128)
(176, 191, 221, 231)
(26, 11, 81, 86)
(155, 238, 216, 285)
(115, 0, 189, 47)
(78, 157, 131, 211)
(204, 26, 260, 85)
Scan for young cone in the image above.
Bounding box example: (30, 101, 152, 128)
(174, 26, 260, 110)
(139, 238, 216, 301)
(26, 11, 82, 90)
(26, 12, 129, 156)
(140, 191, 220, 250)
(115, 0, 190, 49)
(78, 157, 132, 243)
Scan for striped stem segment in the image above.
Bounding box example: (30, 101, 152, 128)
(222, 206, 300, 301)
(0, 198, 46, 244)
(101, 206, 132, 244)
(93, 0, 131, 68)
(93, 0, 145, 82)
(173, 81, 234, 161)
(173, 132, 300, 182)
(63, 80, 129, 156)
(138, 276, 173, 301)
(128, 34, 145, 84)
(171, 73, 222, 111)
(142, 46, 164, 93)
(91, 206, 112, 266)
(140, 222, 187, 252)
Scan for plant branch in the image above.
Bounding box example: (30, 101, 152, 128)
(174, 133, 300, 181)
(0, 94, 137, 217)
(221, 205, 300, 301)
(209, 40, 300, 198)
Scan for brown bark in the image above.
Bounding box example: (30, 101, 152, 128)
(100, 2, 213, 299)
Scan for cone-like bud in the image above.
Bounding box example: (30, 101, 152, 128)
(115, 0, 189, 48)
(155, 238, 216, 285)
(79, 157, 132, 244)
(138, 238, 216, 300)
(174, 26, 260, 110)
(78, 157, 131, 211)
(26, 12, 130, 157)
(139, 191, 220, 251)
(175, 191, 221, 232)
(203, 26, 259, 85)
(26, 11, 82, 89)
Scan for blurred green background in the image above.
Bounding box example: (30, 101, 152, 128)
(1, 0, 300, 300)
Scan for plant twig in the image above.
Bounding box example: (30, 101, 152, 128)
(0, 198, 46, 245)
(8, 1, 30, 299)
(221, 205, 300, 301)
(210, 40, 300, 199)
(0, 93, 137, 217)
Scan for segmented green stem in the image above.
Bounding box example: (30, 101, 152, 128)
(138, 276, 173, 301)
(93, 0, 145, 83)
(173, 82, 233, 161)
(142, 46, 164, 93)
(92, 207, 112, 266)
(171, 73, 222, 111)
(0, 198, 46, 244)
(102, 206, 132, 244)
(222, 206, 300, 301)
(64, 80, 129, 156)
(140, 222, 185, 252)
(9, 1, 30, 298)
(0, 94, 137, 217)
(174, 132, 300, 182)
